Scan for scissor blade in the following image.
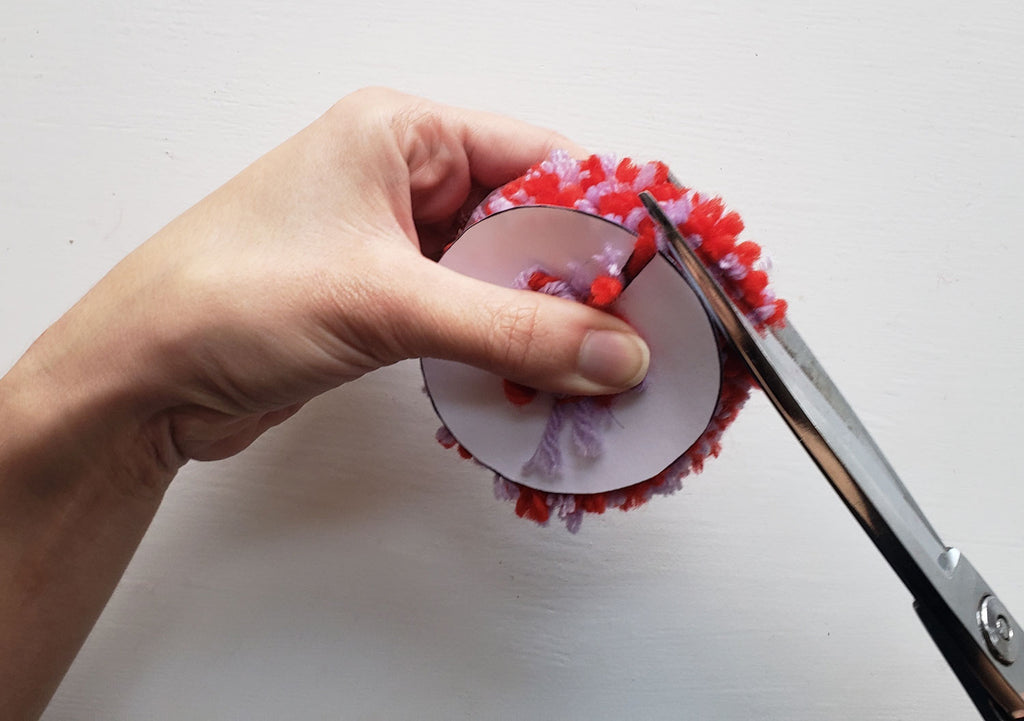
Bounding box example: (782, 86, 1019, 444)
(769, 319, 943, 548)
(638, 191, 1024, 718)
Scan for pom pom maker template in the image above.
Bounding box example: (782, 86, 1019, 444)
(639, 192, 1024, 720)
(422, 206, 721, 495)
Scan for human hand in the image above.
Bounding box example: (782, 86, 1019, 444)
(10, 87, 651, 473)
(0, 89, 653, 717)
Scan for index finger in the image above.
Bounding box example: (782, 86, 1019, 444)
(447, 105, 589, 188)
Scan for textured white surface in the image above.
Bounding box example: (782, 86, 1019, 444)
(2, 2, 1023, 719)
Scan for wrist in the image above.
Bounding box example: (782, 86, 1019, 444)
(0, 331, 176, 719)
(1, 321, 181, 503)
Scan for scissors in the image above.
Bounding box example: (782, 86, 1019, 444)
(639, 191, 1024, 720)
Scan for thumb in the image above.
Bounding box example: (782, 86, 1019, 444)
(391, 261, 650, 395)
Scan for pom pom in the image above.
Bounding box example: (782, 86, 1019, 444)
(436, 152, 788, 531)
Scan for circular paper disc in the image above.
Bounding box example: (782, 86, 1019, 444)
(421, 206, 722, 495)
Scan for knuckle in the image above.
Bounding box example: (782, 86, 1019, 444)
(326, 87, 420, 140)
(351, 85, 398, 101)
(391, 106, 445, 166)
(336, 86, 400, 113)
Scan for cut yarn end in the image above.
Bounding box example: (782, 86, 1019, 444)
(435, 151, 788, 532)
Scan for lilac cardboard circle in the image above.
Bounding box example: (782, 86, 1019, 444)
(421, 206, 722, 495)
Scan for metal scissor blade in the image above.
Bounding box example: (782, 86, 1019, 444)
(638, 191, 1024, 718)
(769, 319, 943, 550)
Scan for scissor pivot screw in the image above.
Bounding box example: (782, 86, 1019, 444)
(978, 595, 1019, 665)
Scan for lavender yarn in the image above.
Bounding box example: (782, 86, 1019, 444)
(510, 246, 642, 481)
(521, 401, 567, 478)
(569, 397, 613, 460)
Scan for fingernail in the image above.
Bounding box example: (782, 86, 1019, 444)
(577, 330, 650, 390)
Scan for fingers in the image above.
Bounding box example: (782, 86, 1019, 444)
(444, 105, 588, 187)
(386, 260, 649, 396)
(345, 88, 585, 223)
(368, 87, 585, 187)
(317, 89, 636, 396)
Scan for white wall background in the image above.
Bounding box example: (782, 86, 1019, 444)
(3, 1, 1023, 718)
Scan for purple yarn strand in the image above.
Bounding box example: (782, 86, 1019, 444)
(493, 475, 520, 502)
(570, 397, 613, 460)
(522, 402, 567, 478)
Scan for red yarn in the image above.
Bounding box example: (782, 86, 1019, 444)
(648, 161, 670, 185)
(766, 298, 788, 326)
(515, 487, 551, 524)
(579, 155, 606, 189)
(624, 223, 658, 280)
(587, 275, 623, 309)
(682, 196, 744, 240)
(502, 379, 538, 407)
(521, 173, 561, 203)
(500, 178, 523, 201)
(526, 270, 562, 291)
(735, 240, 761, 266)
(615, 158, 641, 184)
(596, 190, 639, 219)
(578, 492, 608, 514)
(643, 183, 673, 202)
(738, 269, 769, 298)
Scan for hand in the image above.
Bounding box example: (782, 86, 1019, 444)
(18, 87, 651, 469)
(1, 87, 651, 719)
